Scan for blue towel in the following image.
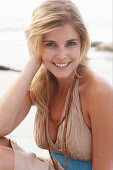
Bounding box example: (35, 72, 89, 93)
(51, 151, 92, 170)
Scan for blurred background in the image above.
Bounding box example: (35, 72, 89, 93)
(0, 0, 112, 158)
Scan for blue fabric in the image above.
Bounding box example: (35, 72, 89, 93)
(51, 151, 92, 170)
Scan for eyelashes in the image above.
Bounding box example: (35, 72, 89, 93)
(46, 42, 56, 47)
(45, 41, 77, 47)
(66, 41, 77, 46)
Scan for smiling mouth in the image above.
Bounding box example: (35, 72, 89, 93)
(52, 62, 71, 68)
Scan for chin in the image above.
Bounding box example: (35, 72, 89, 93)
(52, 71, 75, 80)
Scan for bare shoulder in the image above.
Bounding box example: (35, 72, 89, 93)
(79, 67, 113, 168)
(85, 69, 113, 111)
(80, 69, 113, 168)
(79, 66, 113, 128)
(79, 66, 112, 102)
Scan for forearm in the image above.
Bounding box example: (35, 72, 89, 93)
(0, 58, 40, 134)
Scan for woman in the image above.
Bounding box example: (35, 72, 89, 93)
(0, 0, 112, 169)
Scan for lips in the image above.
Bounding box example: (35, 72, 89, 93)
(52, 62, 71, 68)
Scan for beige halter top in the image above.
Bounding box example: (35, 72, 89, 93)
(34, 78, 92, 161)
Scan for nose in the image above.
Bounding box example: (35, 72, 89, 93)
(56, 47, 67, 60)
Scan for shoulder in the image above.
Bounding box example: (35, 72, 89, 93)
(78, 67, 113, 167)
(79, 66, 113, 127)
(79, 66, 113, 107)
(88, 74, 113, 130)
(80, 69, 113, 168)
(86, 71, 113, 113)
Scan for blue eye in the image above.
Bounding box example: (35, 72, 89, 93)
(67, 41, 76, 46)
(46, 43, 56, 46)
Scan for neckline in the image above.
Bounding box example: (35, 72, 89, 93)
(46, 77, 79, 148)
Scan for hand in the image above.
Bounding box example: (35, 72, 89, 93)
(25, 29, 42, 66)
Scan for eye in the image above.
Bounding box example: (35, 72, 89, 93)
(46, 42, 56, 47)
(66, 41, 76, 46)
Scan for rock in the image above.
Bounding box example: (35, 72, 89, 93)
(0, 65, 21, 72)
(91, 41, 103, 47)
(95, 42, 113, 52)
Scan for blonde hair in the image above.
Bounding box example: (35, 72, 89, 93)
(29, 0, 90, 143)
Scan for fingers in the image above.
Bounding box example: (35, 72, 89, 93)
(24, 29, 36, 59)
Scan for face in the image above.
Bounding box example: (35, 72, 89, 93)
(41, 24, 81, 79)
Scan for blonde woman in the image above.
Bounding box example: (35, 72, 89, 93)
(0, 0, 112, 170)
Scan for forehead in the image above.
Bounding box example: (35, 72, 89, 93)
(43, 24, 80, 41)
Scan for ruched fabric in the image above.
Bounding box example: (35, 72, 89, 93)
(10, 77, 92, 169)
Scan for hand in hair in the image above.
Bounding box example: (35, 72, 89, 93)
(25, 29, 42, 66)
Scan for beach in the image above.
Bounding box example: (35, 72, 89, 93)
(0, 0, 112, 159)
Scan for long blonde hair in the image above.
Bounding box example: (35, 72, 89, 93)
(29, 0, 90, 142)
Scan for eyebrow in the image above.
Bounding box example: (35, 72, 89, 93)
(43, 39, 79, 42)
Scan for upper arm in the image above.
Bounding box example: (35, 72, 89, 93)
(88, 79, 113, 170)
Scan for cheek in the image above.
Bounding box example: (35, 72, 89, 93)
(41, 49, 48, 62)
(41, 53, 51, 64)
(71, 48, 81, 60)
(41, 55, 49, 64)
(77, 49, 81, 58)
(41, 49, 55, 62)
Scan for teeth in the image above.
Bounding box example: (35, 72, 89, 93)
(54, 62, 69, 67)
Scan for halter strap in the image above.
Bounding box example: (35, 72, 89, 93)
(45, 75, 78, 170)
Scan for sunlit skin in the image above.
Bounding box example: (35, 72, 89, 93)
(41, 24, 81, 92)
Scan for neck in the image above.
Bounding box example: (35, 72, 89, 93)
(56, 73, 75, 96)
